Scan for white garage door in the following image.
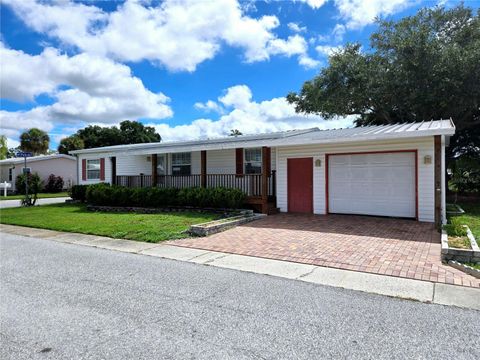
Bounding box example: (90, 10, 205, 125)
(328, 152, 416, 218)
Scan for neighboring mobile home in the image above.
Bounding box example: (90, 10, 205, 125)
(70, 119, 455, 226)
(0, 154, 76, 193)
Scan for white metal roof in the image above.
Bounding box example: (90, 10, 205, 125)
(70, 119, 455, 156)
(0, 153, 76, 165)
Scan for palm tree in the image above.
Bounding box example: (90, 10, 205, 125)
(20, 128, 50, 155)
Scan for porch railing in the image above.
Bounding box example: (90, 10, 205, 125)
(115, 172, 276, 197)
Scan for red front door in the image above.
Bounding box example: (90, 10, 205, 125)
(288, 158, 313, 213)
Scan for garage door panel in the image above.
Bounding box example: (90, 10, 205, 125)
(328, 152, 416, 218)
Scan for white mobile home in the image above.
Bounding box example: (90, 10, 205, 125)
(0, 154, 76, 193)
(70, 120, 455, 226)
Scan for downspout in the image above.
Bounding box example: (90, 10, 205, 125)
(76, 155, 79, 185)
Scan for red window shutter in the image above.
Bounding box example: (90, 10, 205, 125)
(100, 158, 105, 181)
(82, 159, 86, 181)
(235, 148, 243, 175)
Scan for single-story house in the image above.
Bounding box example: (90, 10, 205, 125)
(0, 154, 77, 193)
(70, 119, 455, 226)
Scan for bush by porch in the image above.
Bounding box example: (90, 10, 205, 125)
(83, 183, 246, 209)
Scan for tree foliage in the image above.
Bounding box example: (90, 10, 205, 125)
(59, 120, 161, 152)
(0, 135, 7, 160)
(58, 135, 85, 154)
(448, 157, 480, 194)
(229, 129, 243, 136)
(287, 5, 480, 158)
(19, 128, 50, 155)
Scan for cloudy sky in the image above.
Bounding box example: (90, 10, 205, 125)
(0, 0, 471, 150)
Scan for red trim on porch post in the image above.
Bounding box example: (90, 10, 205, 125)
(100, 158, 105, 181)
(82, 159, 86, 181)
(235, 148, 244, 175)
(201, 150, 207, 187)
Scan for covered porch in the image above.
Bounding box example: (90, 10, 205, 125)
(110, 147, 277, 214)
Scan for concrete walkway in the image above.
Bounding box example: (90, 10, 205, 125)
(0, 197, 70, 209)
(1, 223, 479, 311)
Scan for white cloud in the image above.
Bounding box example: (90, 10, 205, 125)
(267, 35, 308, 57)
(334, 0, 413, 29)
(298, 55, 321, 69)
(218, 85, 253, 110)
(316, 45, 343, 57)
(332, 24, 346, 42)
(0, 43, 172, 139)
(288, 22, 307, 33)
(5, 0, 314, 71)
(6, 137, 20, 149)
(194, 100, 224, 114)
(299, 0, 328, 9)
(147, 85, 355, 141)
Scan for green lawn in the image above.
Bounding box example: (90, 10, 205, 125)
(451, 203, 480, 247)
(0, 192, 69, 201)
(0, 203, 218, 242)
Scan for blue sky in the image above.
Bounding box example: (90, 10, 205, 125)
(1, 0, 476, 150)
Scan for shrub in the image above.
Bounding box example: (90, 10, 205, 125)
(84, 184, 245, 209)
(15, 172, 43, 195)
(44, 174, 64, 193)
(69, 185, 88, 202)
(178, 187, 245, 209)
(444, 217, 468, 237)
(85, 183, 113, 206)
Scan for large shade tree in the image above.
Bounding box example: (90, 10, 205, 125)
(58, 120, 161, 153)
(58, 135, 85, 155)
(19, 128, 50, 155)
(287, 5, 480, 159)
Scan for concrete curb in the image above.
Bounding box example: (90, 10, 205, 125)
(1, 224, 479, 311)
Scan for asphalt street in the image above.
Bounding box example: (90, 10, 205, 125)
(1, 233, 479, 360)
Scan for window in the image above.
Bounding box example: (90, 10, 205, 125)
(22, 167, 31, 175)
(157, 155, 166, 175)
(244, 148, 262, 174)
(171, 152, 191, 175)
(8, 168, 13, 181)
(87, 159, 100, 180)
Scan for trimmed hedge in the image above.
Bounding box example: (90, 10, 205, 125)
(85, 183, 246, 209)
(69, 185, 88, 202)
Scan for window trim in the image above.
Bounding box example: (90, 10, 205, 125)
(86, 159, 101, 180)
(171, 152, 191, 176)
(244, 148, 262, 174)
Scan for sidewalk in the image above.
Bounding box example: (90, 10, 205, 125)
(1, 223, 479, 311)
(0, 197, 70, 209)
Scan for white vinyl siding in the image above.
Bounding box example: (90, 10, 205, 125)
(276, 137, 435, 222)
(206, 149, 236, 174)
(116, 155, 151, 176)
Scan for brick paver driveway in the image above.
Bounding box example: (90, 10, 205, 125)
(171, 213, 480, 288)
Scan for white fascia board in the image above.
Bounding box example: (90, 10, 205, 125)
(71, 127, 455, 157)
